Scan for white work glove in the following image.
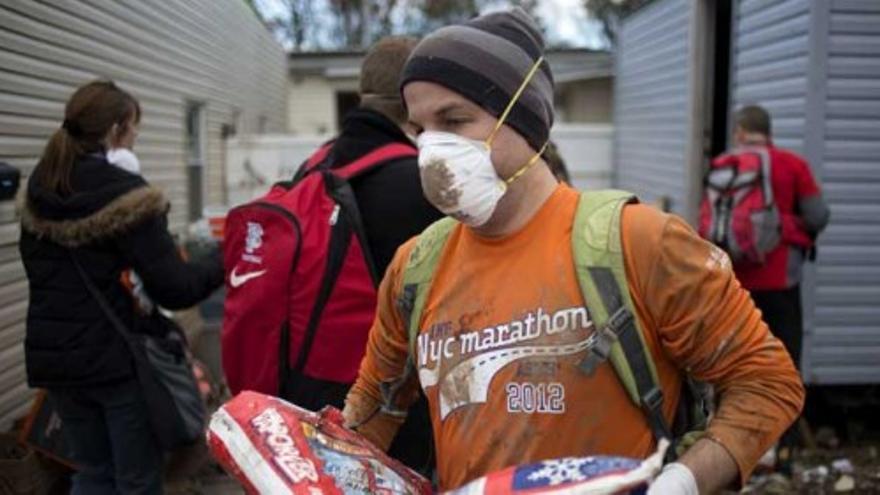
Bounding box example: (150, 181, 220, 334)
(647, 462, 698, 495)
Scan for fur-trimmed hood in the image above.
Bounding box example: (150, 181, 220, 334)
(21, 155, 170, 248)
(22, 185, 169, 248)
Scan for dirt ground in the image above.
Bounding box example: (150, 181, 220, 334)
(743, 446, 880, 494)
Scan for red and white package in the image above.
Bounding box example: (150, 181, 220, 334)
(443, 441, 668, 495)
(207, 391, 431, 495)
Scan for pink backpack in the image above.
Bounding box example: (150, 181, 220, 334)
(222, 142, 417, 404)
(699, 147, 781, 265)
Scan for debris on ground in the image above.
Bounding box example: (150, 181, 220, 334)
(834, 474, 855, 492)
(833, 458, 855, 475)
(743, 445, 880, 494)
(816, 427, 842, 450)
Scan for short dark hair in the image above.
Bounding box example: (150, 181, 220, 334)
(359, 36, 419, 124)
(735, 105, 772, 136)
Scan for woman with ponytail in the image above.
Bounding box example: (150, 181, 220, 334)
(19, 80, 223, 494)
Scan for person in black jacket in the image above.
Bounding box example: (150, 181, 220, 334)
(324, 37, 444, 275)
(291, 37, 443, 475)
(19, 80, 223, 494)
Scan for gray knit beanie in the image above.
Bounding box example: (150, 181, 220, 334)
(400, 8, 555, 151)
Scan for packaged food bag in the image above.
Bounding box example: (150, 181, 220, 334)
(207, 391, 431, 494)
(444, 441, 668, 495)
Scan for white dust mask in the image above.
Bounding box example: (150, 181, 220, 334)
(418, 131, 507, 226)
(415, 56, 549, 227)
(107, 148, 141, 175)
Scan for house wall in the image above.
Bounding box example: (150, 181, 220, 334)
(613, 0, 696, 216)
(802, 0, 880, 384)
(0, 0, 286, 431)
(287, 55, 614, 134)
(730, 0, 811, 151)
(287, 75, 342, 136)
(614, 0, 880, 385)
(559, 77, 613, 123)
(730, 0, 880, 385)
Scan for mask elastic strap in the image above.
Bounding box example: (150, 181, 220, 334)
(505, 141, 549, 185)
(485, 55, 546, 149)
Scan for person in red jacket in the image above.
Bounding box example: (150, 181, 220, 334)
(730, 105, 830, 371)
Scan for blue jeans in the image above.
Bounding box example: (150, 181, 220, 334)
(49, 380, 164, 494)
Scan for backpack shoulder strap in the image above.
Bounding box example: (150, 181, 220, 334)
(375, 217, 456, 419)
(334, 143, 418, 181)
(572, 190, 672, 444)
(399, 217, 458, 360)
(754, 147, 775, 206)
(292, 140, 336, 183)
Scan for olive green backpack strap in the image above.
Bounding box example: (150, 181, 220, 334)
(376, 217, 457, 417)
(398, 217, 458, 362)
(572, 190, 674, 447)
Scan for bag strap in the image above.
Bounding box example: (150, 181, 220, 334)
(730, 146, 775, 206)
(303, 141, 335, 173)
(400, 217, 458, 360)
(330, 142, 418, 286)
(754, 147, 775, 206)
(571, 190, 673, 448)
(68, 251, 134, 347)
(333, 142, 417, 181)
(372, 217, 456, 418)
(292, 140, 336, 183)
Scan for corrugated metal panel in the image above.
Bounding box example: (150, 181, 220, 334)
(730, 0, 811, 152)
(0, 0, 286, 431)
(730, 0, 880, 384)
(614, 0, 693, 214)
(807, 0, 880, 384)
(729, 0, 813, 379)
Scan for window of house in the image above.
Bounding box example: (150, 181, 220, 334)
(185, 101, 205, 222)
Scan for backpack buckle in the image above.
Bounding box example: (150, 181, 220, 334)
(641, 386, 674, 447)
(578, 317, 620, 376)
(605, 307, 633, 337)
(641, 387, 664, 414)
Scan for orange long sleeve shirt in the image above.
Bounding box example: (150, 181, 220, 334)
(344, 185, 804, 490)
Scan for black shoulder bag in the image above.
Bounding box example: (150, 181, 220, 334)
(69, 252, 205, 450)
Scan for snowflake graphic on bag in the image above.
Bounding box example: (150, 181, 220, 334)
(444, 441, 668, 495)
(526, 458, 593, 485)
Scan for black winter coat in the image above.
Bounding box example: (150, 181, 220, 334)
(20, 154, 223, 388)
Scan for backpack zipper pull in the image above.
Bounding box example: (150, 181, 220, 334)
(329, 204, 341, 225)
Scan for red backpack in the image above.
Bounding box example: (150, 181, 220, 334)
(221, 142, 417, 407)
(698, 147, 781, 265)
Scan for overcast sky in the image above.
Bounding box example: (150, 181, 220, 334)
(254, 0, 607, 50)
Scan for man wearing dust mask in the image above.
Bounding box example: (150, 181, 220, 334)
(343, 8, 804, 495)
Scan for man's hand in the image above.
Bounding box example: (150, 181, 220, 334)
(647, 462, 698, 495)
(675, 437, 740, 494)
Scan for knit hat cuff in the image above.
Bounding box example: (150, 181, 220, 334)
(401, 56, 550, 151)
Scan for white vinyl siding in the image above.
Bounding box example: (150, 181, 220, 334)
(0, 0, 286, 431)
